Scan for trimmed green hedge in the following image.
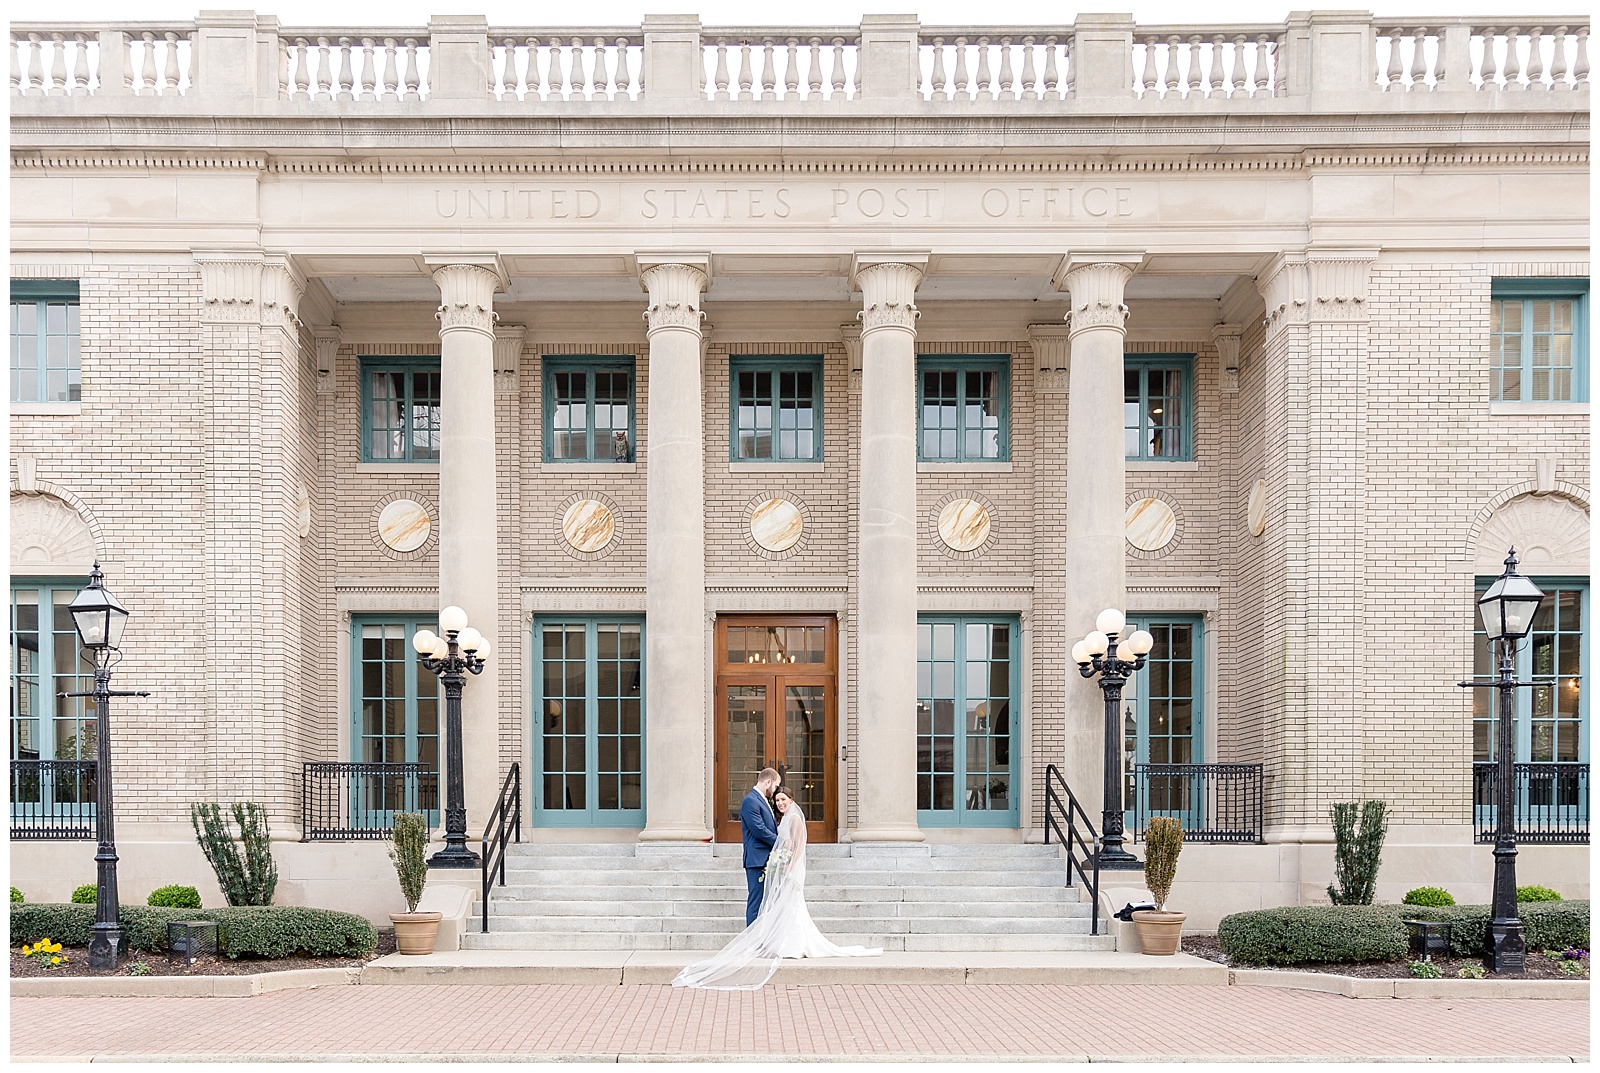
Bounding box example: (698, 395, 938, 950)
(1401, 886, 1455, 907)
(1517, 885, 1563, 903)
(1218, 905, 1409, 965)
(1401, 900, 1589, 957)
(9, 886, 22, 904)
(148, 885, 202, 909)
(10, 903, 377, 959)
(70, 883, 97, 905)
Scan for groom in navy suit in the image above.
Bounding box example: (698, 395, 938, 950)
(740, 767, 781, 926)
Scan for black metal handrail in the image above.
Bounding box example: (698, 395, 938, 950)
(1043, 763, 1101, 936)
(10, 760, 97, 840)
(481, 761, 522, 933)
(1130, 763, 1265, 844)
(301, 761, 439, 841)
(1473, 761, 1589, 844)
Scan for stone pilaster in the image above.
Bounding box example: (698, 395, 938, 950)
(637, 254, 713, 841)
(850, 253, 928, 842)
(1057, 252, 1142, 816)
(427, 254, 506, 844)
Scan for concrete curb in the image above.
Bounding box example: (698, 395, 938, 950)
(9, 966, 360, 998)
(1229, 968, 1590, 1000)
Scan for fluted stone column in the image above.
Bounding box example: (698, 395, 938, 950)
(427, 255, 505, 845)
(1059, 253, 1142, 815)
(850, 253, 929, 843)
(638, 255, 713, 841)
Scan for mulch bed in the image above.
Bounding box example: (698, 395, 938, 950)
(1182, 932, 1589, 980)
(10, 929, 397, 979)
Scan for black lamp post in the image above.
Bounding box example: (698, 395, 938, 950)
(60, 562, 147, 970)
(411, 606, 490, 868)
(1460, 547, 1545, 974)
(1072, 608, 1155, 870)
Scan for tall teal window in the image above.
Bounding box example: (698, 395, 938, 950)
(917, 356, 1009, 461)
(917, 616, 1018, 827)
(730, 356, 822, 461)
(10, 581, 96, 820)
(10, 281, 80, 404)
(351, 617, 440, 825)
(544, 358, 635, 462)
(361, 359, 441, 462)
(1125, 356, 1193, 461)
(1491, 279, 1589, 402)
(1124, 617, 1203, 828)
(535, 617, 645, 826)
(1474, 581, 1589, 765)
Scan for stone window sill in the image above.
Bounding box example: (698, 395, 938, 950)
(1127, 460, 1200, 472)
(356, 462, 440, 475)
(917, 462, 1014, 474)
(11, 403, 81, 416)
(545, 462, 639, 474)
(1488, 402, 1590, 417)
(726, 462, 824, 474)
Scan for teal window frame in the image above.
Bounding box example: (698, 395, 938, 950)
(10, 579, 97, 824)
(916, 355, 1011, 462)
(728, 355, 823, 462)
(10, 280, 81, 405)
(360, 357, 442, 463)
(533, 616, 646, 827)
(1124, 615, 1204, 831)
(350, 615, 441, 828)
(1490, 278, 1590, 403)
(1124, 355, 1194, 462)
(543, 357, 636, 463)
(916, 615, 1020, 828)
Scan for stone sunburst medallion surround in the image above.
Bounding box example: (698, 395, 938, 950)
(930, 492, 996, 560)
(558, 492, 622, 560)
(744, 492, 809, 560)
(1248, 479, 1268, 537)
(372, 493, 438, 560)
(1124, 497, 1176, 552)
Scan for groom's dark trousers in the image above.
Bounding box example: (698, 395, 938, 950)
(740, 788, 778, 926)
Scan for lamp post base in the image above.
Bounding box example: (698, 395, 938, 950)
(87, 924, 123, 971)
(1094, 849, 1144, 871)
(428, 844, 482, 869)
(1486, 919, 1526, 974)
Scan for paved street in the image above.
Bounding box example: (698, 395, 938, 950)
(10, 983, 1589, 1062)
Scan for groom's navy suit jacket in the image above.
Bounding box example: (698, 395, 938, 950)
(740, 789, 778, 868)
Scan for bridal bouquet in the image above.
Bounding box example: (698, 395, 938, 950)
(761, 845, 793, 885)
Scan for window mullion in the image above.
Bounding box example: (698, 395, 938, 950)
(952, 624, 967, 819)
(586, 621, 600, 821)
(1522, 298, 1536, 401)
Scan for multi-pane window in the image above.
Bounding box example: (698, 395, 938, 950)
(917, 357, 1009, 462)
(1124, 618, 1203, 831)
(730, 357, 822, 461)
(1473, 583, 1588, 765)
(351, 617, 440, 824)
(916, 617, 1018, 826)
(362, 359, 441, 462)
(1490, 279, 1589, 402)
(545, 358, 635, 462)
(536, 618, 644, 825)
(1125, 357, 1192, 461)
(10, 582, 96, 822)
(10, 281, 81, 404)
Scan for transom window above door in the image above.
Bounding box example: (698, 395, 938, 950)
(729, 355, 822, 462)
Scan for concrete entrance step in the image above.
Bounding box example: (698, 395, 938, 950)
(461, 931, 1114, 952)
(363, 948, 1222, 986)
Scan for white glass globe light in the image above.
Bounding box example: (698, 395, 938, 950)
(411, 629, 439, 655)
(1070, 639, 1090, 665)
(1084, 630, 1109, 656)
(1095, 608, 1126, 636)
(1128, 629, 1155, 655)
(439, 605, 469, 634)
(457, 627, 484, 653)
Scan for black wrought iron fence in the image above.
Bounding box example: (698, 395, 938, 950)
(10, 759, 97, 839)
(301, 761, 439, 841)
(1473, 762, 1589, 844)
(1130, 763, 1264, 843)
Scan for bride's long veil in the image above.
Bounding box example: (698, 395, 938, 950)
(672, 804, 808, 990)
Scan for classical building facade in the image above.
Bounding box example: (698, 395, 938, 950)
(9, 11, 1590, 927)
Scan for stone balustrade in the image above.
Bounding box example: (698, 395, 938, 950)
(8, 12, 1590, 105)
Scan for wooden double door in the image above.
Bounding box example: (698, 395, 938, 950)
(713, 614, 838, 843)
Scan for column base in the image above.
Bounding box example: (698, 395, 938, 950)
(638, 825, 713, 842)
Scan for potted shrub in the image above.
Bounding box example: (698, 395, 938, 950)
(1132, 816, 1185, 955)
(388, 812, 441, 955)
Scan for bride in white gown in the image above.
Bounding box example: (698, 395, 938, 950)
(672, 786, 881, 990)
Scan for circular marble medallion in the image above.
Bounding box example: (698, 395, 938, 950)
(1125, 497, 1177, 552)
(749, 498, 803, 553)
(377, 499, 430, 553)
(296, 486, 312, 539)
(562, 499, 615, 553)
(937, 498, 991, 553)
(1248, 479, 1268, 537)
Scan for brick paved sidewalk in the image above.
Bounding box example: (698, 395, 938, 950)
(10, 983, 1589, 1062)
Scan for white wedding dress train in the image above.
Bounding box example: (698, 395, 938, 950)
(672, 803, 880, 989)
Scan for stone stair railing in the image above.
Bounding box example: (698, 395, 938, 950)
(9, 12, 1590, 105)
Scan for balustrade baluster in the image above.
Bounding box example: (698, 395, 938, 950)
(831, 36, 846, 97)
(1206, 35, 1225, 96)
(1504, 26, 1524, 89)
(24, 34, 43, 96)
(165, 31, 182, 95)
(1137, 36, 1155, 96)
(996, 37, 1014, 99)
(291, 38, 309, 99)
(1165, 36, 1181, 97)
(713, 39, 730, 100)
(1185, 35, 1202, 96)
(138, 32, 158, 96)
(953, 37, 969, 98)
(1020, 36, 1038, 100)
(359, 38, 377, 101)
(577, 37, 594, 101)
(277, 38, 292, 99)
(45, 33, 65, 96)
(1478, 27, 1499, 90)
(334, 37, 353, 100)
(1272, 34, 1286, 96)
(737, 39, 753, 100)
(402, 37, 420, 100)
(1548, 26, 1569, 90)
(1041, 37, 1059, 99)
(974, 36, 993, 99)
(1574, 28, 1589, 89)
(552, 40, 568, 101)
(492, 37, 510, 99)
(1384, 27, 1404, 90)
(759, 38, 776, 100)
(806, 38, 822, 100)
(311, 36, 329, 99)
(12, 35, 26, 96)
(1410, 28, 1430, 90)
(71, 33, 91, 95)
(784, 38, 799, 100)
(1525, 27, 1546, 89)
(1228, 35, 1246, 96)
(615, 38, 632, 99)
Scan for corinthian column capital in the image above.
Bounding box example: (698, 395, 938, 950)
(638, 254, 710, 334)
(1055, 252, 1144, 339)
(852, 253, 928, 335)
(426, 255, 506, 338)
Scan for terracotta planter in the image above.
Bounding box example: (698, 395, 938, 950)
(390, 911, 443, 955)
(1131, 909, 1186, 956)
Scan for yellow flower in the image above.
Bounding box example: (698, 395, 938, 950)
(20, 945, 31, 956)
(50, 941, 61, 952)
(50, 956, 60, 965)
